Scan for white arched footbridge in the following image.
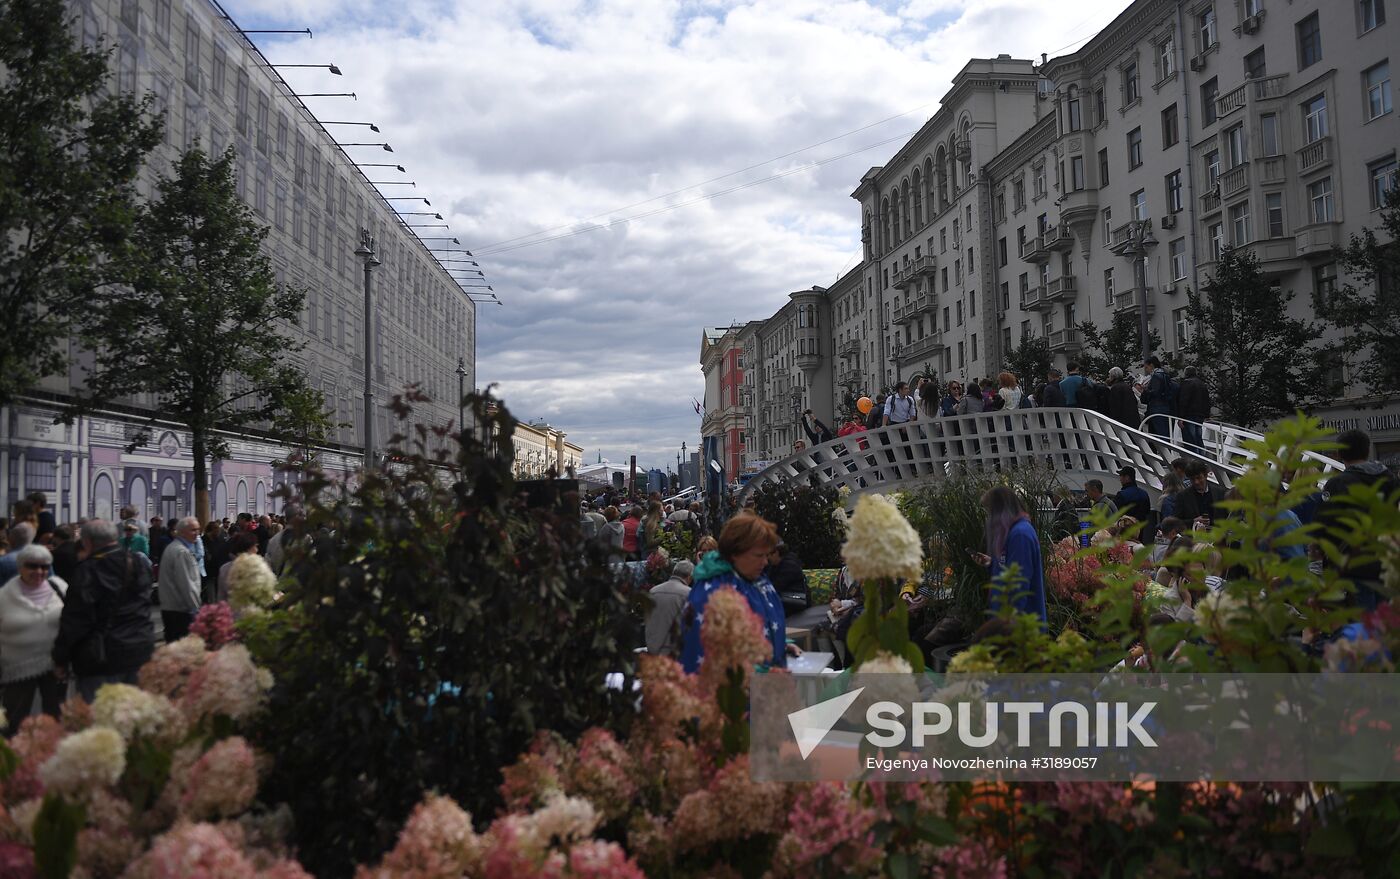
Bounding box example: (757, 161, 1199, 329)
(736, 408, 1344, 504)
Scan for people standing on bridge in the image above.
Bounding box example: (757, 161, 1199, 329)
(801, 409, 834, 446)
(864, 393, 887, 432)
(972, 487, 1047, 623)
(883, 382, 917, 426)
(1105, 367, 1140, 427)
(1059, 363, 1092, 407)
(1139, 356, 1175, 439)
(1176, 366, 1212, 453)
(939, 381, 963, 416)
(1038, 368, 1067, 407)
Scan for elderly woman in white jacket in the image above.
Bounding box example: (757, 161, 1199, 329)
(0, 543, 68, 731)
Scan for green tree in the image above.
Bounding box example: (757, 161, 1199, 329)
(1004, 332, 1052, 392)
(75, 146, 310, 523)
(1183, 246, 1323, 426)
(1314, 187, 1400, 392)
(0, 0, 162, 404)
(1076, 310, 1162, 379)
(270, 385, 342, 469)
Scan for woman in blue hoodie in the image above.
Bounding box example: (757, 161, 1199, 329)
(680, 513, 795, 673)
(971, 486, 1047, 624)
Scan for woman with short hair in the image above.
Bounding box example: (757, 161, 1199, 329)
(0, 543, 68, 730)
(680, 513, 798, 672)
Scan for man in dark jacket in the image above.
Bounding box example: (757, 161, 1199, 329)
(864, 394, 887, 432)
(52, 519, 157, 702)
(1316, 429, 1400, 610)
(766, 542, 808, 614)
(1105, 367, 1141, 427)
(1139, 356, 1174, 439)
(1172, 460, 1224, 527)
(1039, 369, 1067, 407)
(1176, 366, 1211, 453)
(1114, 465, 1153, 522)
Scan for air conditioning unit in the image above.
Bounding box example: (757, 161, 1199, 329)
(1241, 14, 1262, 33)
(1160, 214, 1177, 230)
(1189, 55, 1206, 71)
(1161, 284, 1180, 296)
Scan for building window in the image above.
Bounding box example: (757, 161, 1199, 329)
(1244, 47, 1267, 81)
(1124, 61, 1141, 105)
(957, 341, 965, 368)
(1170, 237, 1187, 280)
(1098, 148, 1110, 187)
(1094, 86, 1107, 124)
(1000, 282, 1010, 310)
(1201, 77, 1219, 126)
(971, 334, 978, 361)
(1297, 12, 1322, 69)
(1162, 104, 1179, 147)
(1361, 0, 1386, 32)
(256, 93, 270, 154)
(1174, 306, 1191, 349)
(1260, 113, 1280, 156)
(1066, 85, 1082, 130)
(1102, 207, 1113, 244)
(1104, 268, 1115, 306)
(276, 115, 288, 158)
(1229, 200, 1251, 244)
(1308, 176, 1334, 223)
(1365, 61, 1392, 120)
(1131, 188, 1148, 221)
(1158, 36, 1176, 80)
(1033, 164, 1046, 198)
(1371, 156, 1398, 207)
(1071, 155, 1086, 191)
(1127, 127, 1143, 168)
(1166, 170, 1183, 212)
(1014, 178, 1026, 210)
(1019, 273, 1029, 297)
(184, 24, 201, 90)
(998, 237, 1008, 266)
(1225, 125, 1246, 167)
(1198, 6, 1217, 52)
(1265, 191, 1285, 235)
(1205, 149, 1221, 187)
(154, 0, 171, 44)
(1303, 93, 1329, 142)
(1313, 262, 1338, 305)
(940, 228, 947, 252)
(1209, 223, 1224, 260)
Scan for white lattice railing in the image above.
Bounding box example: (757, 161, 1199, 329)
(737, 408, 1240, 505)
(1139, 415, 1345, 481)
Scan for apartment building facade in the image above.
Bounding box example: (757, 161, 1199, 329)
(702, 0, 1400, 462)
(1, 0, 477, 522)
(512, 422, 584, 480)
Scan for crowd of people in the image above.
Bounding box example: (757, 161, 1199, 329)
(0, 494, 299, 733)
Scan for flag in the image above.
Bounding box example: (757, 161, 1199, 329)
(692, 397, 703, 415)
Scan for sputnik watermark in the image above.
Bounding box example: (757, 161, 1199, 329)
(864, 700, 1157, 749)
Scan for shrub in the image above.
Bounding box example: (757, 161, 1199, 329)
(750, 480, 845, 568)
(251, 390, 637, 877)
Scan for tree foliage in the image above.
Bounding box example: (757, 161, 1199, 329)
(1183, 246, 1324, 426)
(252, 390, 637, 877)
(74, 146, 311, 522)
(1314, 187, 1400, 392)
(750, 480, 846, 568)
(1003, 332, 1052, 391)
(0, 0, 162, 403)
(1076, 309, 1163, 379)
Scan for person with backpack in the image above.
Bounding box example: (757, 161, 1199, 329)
(1058, 362, 1093, 407)
(1139, 356, 1174, 440)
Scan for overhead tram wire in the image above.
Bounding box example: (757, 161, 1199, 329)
(473, 128, 920, 257)
(469, 103, 935, 253)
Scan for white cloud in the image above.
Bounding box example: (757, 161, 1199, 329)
(232, 0, 1127, 468)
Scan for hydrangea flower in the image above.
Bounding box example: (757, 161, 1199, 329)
(38, 727, 126, 797)
(180, 736, 259, 819)
(228, 552, 278, 614)
(127, 821, 256, 879)
(842, 494, 923, 582)
(180, 643, 273, 725)
(91, 683, 184, 745)
(191, 602, 240, 649)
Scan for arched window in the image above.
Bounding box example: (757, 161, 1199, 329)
(1066, 85, 1082, 132)
(911, 171, 923, 227)
(93, 473, 114, 520)
(127, 474, 148, 519)
(935, 147, 949, 209)
(236, 480, 248, 514)
(255, 481, 266, 515)
(881, 197, 892, 250)
(214, 480, 227, 520)
(959, 121, 973, 187)
(898, 184, 910, 241)
(160, 477, 178, 522)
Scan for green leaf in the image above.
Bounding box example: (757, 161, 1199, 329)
(33, 793, 85, 879)
(0, 739, 20, 781)
(1306, 822, 1358, 858)
(887, 851, 916, 879)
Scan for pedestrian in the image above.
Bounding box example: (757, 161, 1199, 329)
(0, 543, 68, 729)
(1084, 479, 1119, 518)
(642, 500, 665, 555)
(1059, 362, 1092, 407)
(1114, 465, 1152, 522)
(202, 521, 228, 604)
(601, 506, 626, 564)
(1159, 471, 1185, 521)
(264, 505, 305, 577)
(864, 394, 887, 431)
(996, 372, 1022, 410)
(1039, 368, 1067, 407)
(1173, 459, 1225, 529)
(51, 520, 156, 702)
(1105, 366, 1140, 427)
(971, 486, 1047, 623)
(149, 517, 171, 562)
(1139, 356, 1174, 439)
(119, 505, 148, 537)
(882, 382, 918, 426)
(26, 492, 56, 541)
(800, 409, 834, 446)
(157, 517, 202, 642)
(1176, 366, 1212, 452)
(939, 380, 963, 416)
(679, 513, 797, 672)
(216, 532, 260, 603)
(0, 523, 35, 584)
(1316, 428, 1400, 610)
(119, 520, 150, 559)
(645, 560, 694, 657)
(49, 525, 81, 584)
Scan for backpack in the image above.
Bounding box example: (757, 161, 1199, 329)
(1168, 376, 1181, 413)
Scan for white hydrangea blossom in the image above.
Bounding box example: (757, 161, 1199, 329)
(227, 552, 278, 613)
(841, 494, 923, 582)
(40, 727, 127, 796)
(500, 792, 598, 860)
(91, 684, 183, 744)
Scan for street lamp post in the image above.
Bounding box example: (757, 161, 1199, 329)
(1110, 219, 1159, 361)
(455, 357, 467, 438)
(681, 441, 687, 489)
(354, 229, 381, 466)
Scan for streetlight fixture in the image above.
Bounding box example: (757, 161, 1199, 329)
(293, 92, 356, 99)
(323, 121, 380, 131)
(354, 229, 381, 467)
(428, 247, 474, 255)
(272, 63, 342, 75)
(419, 237, 460, 244)
(455, 357, 468, 436)
(354, 163, 405, 172)
(367, 180, 415, 186)
(342, 143, 393, 152)
(399, 212, 443, 219)
(385, 197, 431, 205)
(1109, 219, 1159, 361)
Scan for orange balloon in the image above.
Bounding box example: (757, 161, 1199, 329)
(857, 396, 873, 414)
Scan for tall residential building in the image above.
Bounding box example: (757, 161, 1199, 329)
(2, 0, 477, 522)
(703, 0, 1400, 465)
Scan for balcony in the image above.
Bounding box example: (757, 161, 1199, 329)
(772, 366, 789, 379)
(1022, 235, 1052, 263)
(892, 294, 930, 324)
(898, 332, 945, 362)
(1044, 275, 1077, 302)
(1047, 328, 1083, 352)
(1110, 219, 1156, 249)
(1021, 285, 1049, 311)
(1295, 223, 1340, 258)
(1215, 73, 1289, 121)
(1114, 290, 1155, 316)
(1216, 84, 1248, 118)
(955, 137, 971, 161)
(1220, 162, 1250, 199)
(1045, 225, 1075, 252)
(1258, 155, 1286, 185)
(838, 368, 863, 386)
(1200, 187, 1222, 216)
(891, 264, 916, 289)
(1297, 137, 1331, 175)
(911, 254, 937, 277)
(838, 339, 860, 358)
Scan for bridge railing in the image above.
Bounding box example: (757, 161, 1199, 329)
(738, 408, 1240, 505)
(1137, 414, 1345, 478)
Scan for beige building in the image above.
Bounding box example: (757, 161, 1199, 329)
(703, 0, 1400, 457)
(1, 0, 476, 520)
(512, 422, 584, 480)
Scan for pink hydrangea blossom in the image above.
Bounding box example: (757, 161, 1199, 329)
(697, 588, 770, 694)
(180, 737, 259, 820)
(125, 821, 257, 879)
(566, 729, 635, 825)
(191, 603, 240, 650)
(355, 793, 481, 879)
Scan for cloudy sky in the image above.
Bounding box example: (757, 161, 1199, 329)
(232, 0, 1127, 470)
